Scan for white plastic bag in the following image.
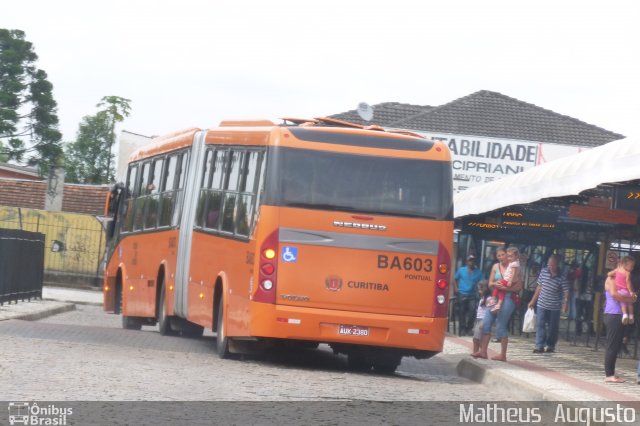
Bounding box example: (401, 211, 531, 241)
(522, 308, 536, 333)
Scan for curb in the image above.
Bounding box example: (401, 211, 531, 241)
(456, 358, 639, 426)
(456, 357, 564, 400)
(3, 302, 76, 321)
(42, 298, 102, 307)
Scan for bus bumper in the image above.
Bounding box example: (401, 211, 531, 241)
(248, 303, 446, 353)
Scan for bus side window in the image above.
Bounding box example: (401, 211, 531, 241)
(221, 151, 242, 233)
(122, 164, 138, 233)
(133, 162, 151, 231)
(203, 150, 227, 231)
(159, 154, 177, 228)
(144, 157, 163, 229)
(172, 151, 189, 227)
(236, 151, 261, 237)
(196, 149, 214, 228)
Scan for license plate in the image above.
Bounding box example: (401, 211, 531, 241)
(338, 325, 369, 336)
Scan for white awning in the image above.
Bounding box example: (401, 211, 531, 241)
(454, 137, 640, 218)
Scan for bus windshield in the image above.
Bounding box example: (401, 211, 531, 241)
(265, 147, 452, 220)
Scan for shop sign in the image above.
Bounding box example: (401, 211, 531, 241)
(417, 132, 587, 193)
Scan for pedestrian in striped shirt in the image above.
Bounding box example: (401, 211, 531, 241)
(528, 254, 569, 353)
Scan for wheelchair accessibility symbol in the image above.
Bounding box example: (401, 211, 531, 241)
(282, 246, 298, 262)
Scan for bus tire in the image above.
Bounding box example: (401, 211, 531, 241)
(114, 280, 122, 315)
(372, 354, 402, 374)
(215, 298, 231, 359)
(122, 315, 142, 330)
(181, 321, 204, 338)
(372, 360, 400, 375)
(157, 283, 173, 336)
(347, 352, 371, 372)
(118, 275, 141, 330)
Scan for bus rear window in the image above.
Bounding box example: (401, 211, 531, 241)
(264, 148, 452, 220)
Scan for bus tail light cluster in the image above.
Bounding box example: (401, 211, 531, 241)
(433, 242, 451, 318)
(254, 230, 279, 304)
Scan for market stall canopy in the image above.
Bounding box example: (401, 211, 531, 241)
(454, 137, 640, 218)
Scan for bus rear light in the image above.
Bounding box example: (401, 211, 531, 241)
(408, 328, 430, 335)
(261, 264, 275, 275)
(104, 285, 110, 291)
(169, 285, 174, 291)
(254, 230, 279, 304)
(277, 317, 301, 324)
(433, 242, 451, 318)
(129, 285, 134, 291)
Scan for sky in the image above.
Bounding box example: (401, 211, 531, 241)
(3, 0, 640, 145)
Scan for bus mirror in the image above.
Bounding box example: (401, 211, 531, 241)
(51, 240, 65, 253)
(107, 182, 125, 216)
(106, 217, 116, 240)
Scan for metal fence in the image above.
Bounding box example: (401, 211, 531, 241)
(0, 228, 44, 304)
(0, 208, 105, 287)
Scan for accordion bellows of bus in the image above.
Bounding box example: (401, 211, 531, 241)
(103, 117, 453, 373)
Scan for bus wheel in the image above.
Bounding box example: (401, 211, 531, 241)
(347, 352, 371, 372)
(118, 280, 141, 330)
(157, 284, 173, 336)
(181, 321, 204, 338)
(215, 298, 231, 359)
(372, 357, 401, 375)
(114, 282, 122, 315)
(122, 315, 142, 330)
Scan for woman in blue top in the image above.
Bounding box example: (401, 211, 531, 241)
(472, 247, 521, 361)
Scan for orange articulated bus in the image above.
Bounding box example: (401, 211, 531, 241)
(103, 117, 453, 373)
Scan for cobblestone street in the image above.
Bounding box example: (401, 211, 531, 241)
(0, 305, 513, 402)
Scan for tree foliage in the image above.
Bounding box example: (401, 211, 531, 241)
(0, 29, 62, 172)
(64, 96, 131, 184)
(64, 112, 111, 184)
(97, 96, 131, 182)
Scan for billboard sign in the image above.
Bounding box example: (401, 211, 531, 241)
(416, 132, 587, 193)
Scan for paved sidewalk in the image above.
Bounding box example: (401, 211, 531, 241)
(43, 285, 103, 305)
(0, 286, 101, 321)
(445, 331, 640, 401)
(0, 298, 75, 321)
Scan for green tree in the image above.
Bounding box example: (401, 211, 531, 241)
(64, 96, 131, 184)
(0, 29, 62, 172)
(97, 95, 131, 182)
(64, 112, 111, 184)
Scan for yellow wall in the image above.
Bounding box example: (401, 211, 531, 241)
(0, 206, 105, 275)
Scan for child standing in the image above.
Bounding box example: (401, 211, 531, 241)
(608, 256, 636, 324)
(472, 281, 491, 354)
(488, 247, 520, 314)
